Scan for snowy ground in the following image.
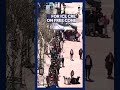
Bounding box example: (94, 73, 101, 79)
(37, 2, 83, 88)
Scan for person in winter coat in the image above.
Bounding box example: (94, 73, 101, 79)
(105, 52, 114, 79)
(103, 15, 110, 36)
(76, 32, 81, 42)
(61, 55, 64, 67)
(78, 6, 81, 15)
(98, 15, 104, 37)
(70, 49, 74, 61)
(85, 55, 93, 81)
(70, 70, 75, 78)
(46, 76, 50, 88)
(79, 48, 83, 60)
(56, 62, 60, 75)
(89, 11, 96, 36)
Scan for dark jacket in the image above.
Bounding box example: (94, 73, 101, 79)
(70, 49, 74, 55)
(105, 54, 114, 69)
(62, 57, 64, 62)
(85, 57, 93, 67)
(89, 13, 96, 23)
(79, 49, 83, 55)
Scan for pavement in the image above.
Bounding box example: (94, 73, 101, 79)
(58, 2, 83, 88)
(85, 0, 114, 90)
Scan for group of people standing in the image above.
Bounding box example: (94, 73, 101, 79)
(64, 30, 81, 42)
(85, 52, 114, 81)
(86, 7, 110, 37)
(46, 30, 83, 87)
(46, 31, 65, 88)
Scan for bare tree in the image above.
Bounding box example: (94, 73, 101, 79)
(6, 0, 34, 90)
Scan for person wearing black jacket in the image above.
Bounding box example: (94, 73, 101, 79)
(85, 10, 91, 35)
(89, 11, 96, 36)
(46, 76, 50, 88)
(105, 52, 114, 79)
(70, 49, 74, 61)
(61, 55, 64, 67)
(79, 48, 83, 60)
(85, 55, 93, 81)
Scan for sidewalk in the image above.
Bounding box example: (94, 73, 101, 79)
(58, 41, 83, 88)
(58, 2, 83, 88)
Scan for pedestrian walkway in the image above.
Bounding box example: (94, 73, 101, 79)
(58, 41, 83, 88)
(37, 2, 83, 88)
(57, 2, 83, 88)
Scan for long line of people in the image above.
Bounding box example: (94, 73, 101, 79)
(46, 30, 83, 87)
(46, 31, 64, 88)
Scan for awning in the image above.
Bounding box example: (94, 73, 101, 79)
(50, 23, 74, 31)
(70, 23, 77, 27)
(64, 26, 74, 31)
(50, 23, 64, 30)
(69, 23, 77, 30)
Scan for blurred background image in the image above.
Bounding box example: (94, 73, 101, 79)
(85, 0, 114, 90)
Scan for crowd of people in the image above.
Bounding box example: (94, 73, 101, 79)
(85, 7, 110, 38)
(56, 3, 81, 42)
(64, 30, 81, 42)
(45, 29, 83, 88)
(45, 3, 82, 87)
(46, 31, 64, 88)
